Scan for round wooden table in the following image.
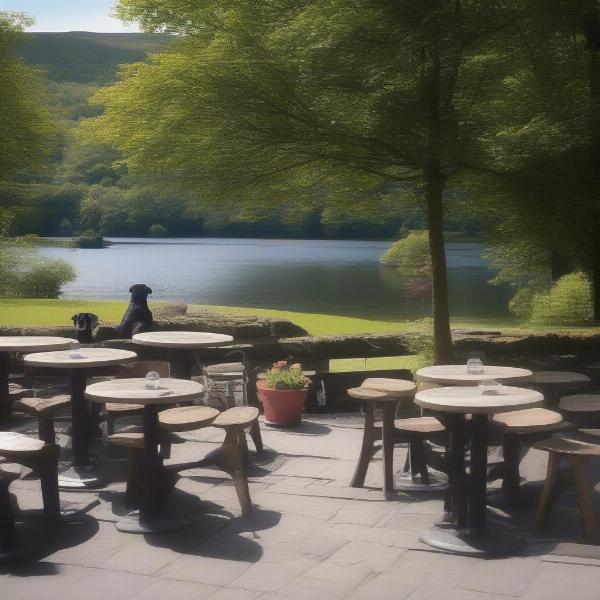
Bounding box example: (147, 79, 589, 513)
(416, 365, 532, 386)
(0, 336, 74, 428)
(85, 377, 206, 533)
(132, 331, 234, 379)
(24, 348, 137, 488)
(415, 385, 543, 556)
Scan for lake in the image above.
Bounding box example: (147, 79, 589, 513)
(40, 238, 511, 321)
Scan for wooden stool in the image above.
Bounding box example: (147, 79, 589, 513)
(348, 378, 417, 499)
(559, 395, 600, 427)
(13, 395, 71, 443)
(490, 408, 565, 504)
(0, 432, 61, 557)
(394, 416, 446, 488)
(534, 431, 600, 543)
(107, 428, 146, 509)
(211, 406, 259, 516)
(531, 371, 591, 405)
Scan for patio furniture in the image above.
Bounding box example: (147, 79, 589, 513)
(534, 431, 600, 543)
(85, 376, 205, 533)
(415, 385, 543, 556)
(347, 379, 417, 499)
(104, 360, 172, 435)
(489, 408, 565, 506)
(530, 371, 591, 405)
(415, 365, 533, 387)
(24, 348, 137, 488)
(132, 331, 234, 379)
(13, 395, 71, 444)
(559, 394, 600, 426)
(0, 336, 74, 429)
(0, 432, 60, 560)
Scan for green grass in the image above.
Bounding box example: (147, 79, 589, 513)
(2, 299, 598, 372)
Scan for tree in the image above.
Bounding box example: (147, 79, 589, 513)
(85, 0, 511, 362)
(466, 2, 600, 319)
(0, 12, 55, 180)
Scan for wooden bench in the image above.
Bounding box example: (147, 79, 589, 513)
(489, 408, 565, 504)
(0, 432, 61, 556)
(534, 431, 600, 543)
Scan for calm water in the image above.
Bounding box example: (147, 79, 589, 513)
(40, 238, 511, 320)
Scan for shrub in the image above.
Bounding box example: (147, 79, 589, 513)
(380, 230, 431, 277)
(0, 244, 76, 298)
(404, 318, 434, 370)
(264, 361, 307, 390)
(508, 287, 537, 320)
(149, 224, 167, 237)
(529, 272, 592, 326)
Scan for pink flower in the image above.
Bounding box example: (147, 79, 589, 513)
(274, 360, 287, 369)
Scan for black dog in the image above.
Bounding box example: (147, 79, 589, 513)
(71, 313, 99, 344)
(118, 284, 153, 338)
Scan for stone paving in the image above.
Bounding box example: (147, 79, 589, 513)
(3, 412, 600, 599)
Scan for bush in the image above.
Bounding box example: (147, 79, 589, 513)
(380, 230, 431, 277)
(0, 244, 77, 298)
(529, 272, 592, 326)
(149, 224, 167, 237)
(508, 287, 537, 320)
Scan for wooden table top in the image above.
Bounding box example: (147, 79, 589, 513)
(85, 377, 206, 405)
(132, 331, 234, 349)
(559, 394, 600, 412)
(415, 385, 543, 414)
(0, 336, 74, 353)
(24, 347, 137, 369)
(415, 365, 532, 386)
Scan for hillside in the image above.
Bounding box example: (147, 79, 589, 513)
(16, 31, 171, 84)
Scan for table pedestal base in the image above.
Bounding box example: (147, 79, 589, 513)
(394, 468, 448, 492)
(58, 465, 102, 489)
(421, 525, 525, 557)
(116, 514, 190, 534)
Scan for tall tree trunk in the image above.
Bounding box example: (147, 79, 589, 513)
(425, 159, 454, 363)
(423, 38, 454, 363)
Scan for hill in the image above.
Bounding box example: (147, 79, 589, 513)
(16, 31, 171, 85)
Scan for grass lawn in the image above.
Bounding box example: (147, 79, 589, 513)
(2, 299, 598, 373)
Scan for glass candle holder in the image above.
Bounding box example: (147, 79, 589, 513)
(145, 371, 160, 390)
(467, 358, 484, 374)
(479, 379, 501, 393)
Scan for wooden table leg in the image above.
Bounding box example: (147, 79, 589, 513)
(71, 369, 90, 467)
(449, 413, 468, 528)
(141, 405, 161, 524)
(469, 414, 489, 535)
(0, 352, 11, 430)
(382, 402, 395, 499)
(534, 452, 562, 531)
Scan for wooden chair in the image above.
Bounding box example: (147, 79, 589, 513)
(0, 432, 61, 556)
(489, 408, 565, 503)
(347, 378, 418, 499)
(533, 431, 600, 543)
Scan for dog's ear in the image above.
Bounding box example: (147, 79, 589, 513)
(145, 286, 153, 295)
(90, 314, 99, 328)
(128, 286, 134, 293)
(71, 314, 78, 323)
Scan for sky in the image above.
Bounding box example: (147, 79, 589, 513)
(0, 0, 140, 32)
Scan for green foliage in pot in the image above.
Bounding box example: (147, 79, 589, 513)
(264, 361, 307, 390)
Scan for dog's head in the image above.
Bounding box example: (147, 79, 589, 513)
(128, 284, 153, 302)
(71, 313, 99, 332)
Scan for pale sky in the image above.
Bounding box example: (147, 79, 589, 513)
(0, 0, 140, 32)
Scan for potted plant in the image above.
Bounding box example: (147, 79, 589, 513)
(257, 360, 309, 426)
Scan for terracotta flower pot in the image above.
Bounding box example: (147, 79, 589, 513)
(257, 380, 307, 426)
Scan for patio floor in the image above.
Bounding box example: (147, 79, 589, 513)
(3, 413, 600, 599)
